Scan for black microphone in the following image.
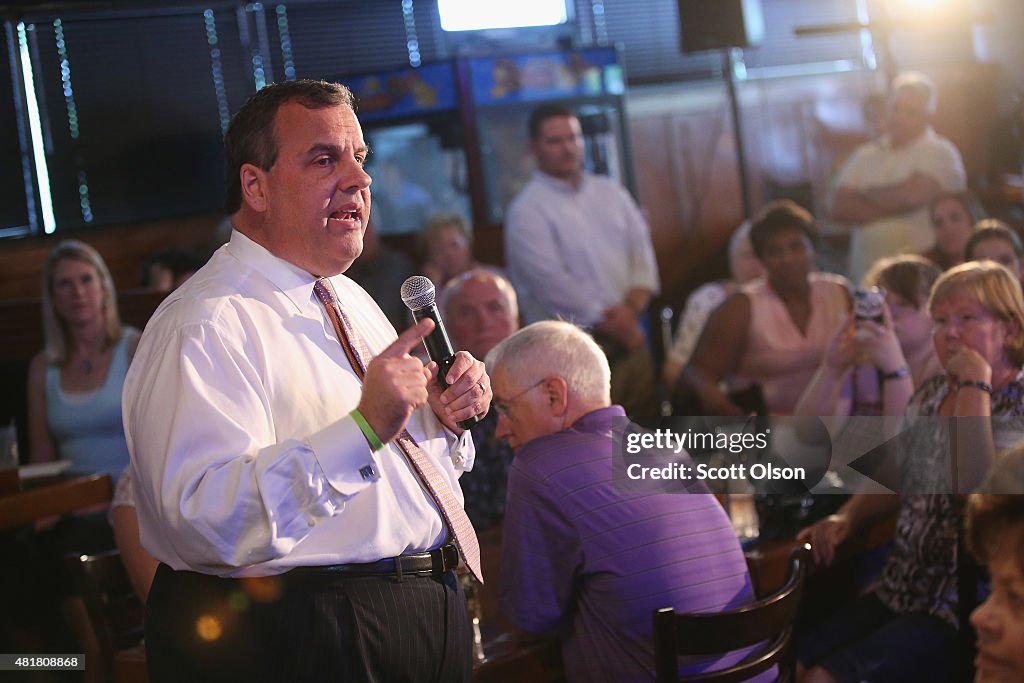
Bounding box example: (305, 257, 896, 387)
(400, 275, 480, 430)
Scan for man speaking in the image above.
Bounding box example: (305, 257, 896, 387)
(123, 80, 490, 682)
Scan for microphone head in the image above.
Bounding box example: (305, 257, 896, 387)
(400, 275, 436, 310)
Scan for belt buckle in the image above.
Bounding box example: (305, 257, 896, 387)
(433, 544, 459, 573)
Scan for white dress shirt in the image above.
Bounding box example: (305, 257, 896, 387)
(123, 230, 474, 577)
(504, 170, 661, 325)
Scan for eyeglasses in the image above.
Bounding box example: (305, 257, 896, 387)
(492, 378, 547, 416)
(932, 311, 998, 333)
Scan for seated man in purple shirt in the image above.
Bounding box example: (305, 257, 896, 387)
(486, 320, 770, 683)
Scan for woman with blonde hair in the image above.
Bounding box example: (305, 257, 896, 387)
(27, 239, 139, 478)
(797, 261, 1024, 683)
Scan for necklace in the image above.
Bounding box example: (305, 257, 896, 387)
(81, 358, 94, 374)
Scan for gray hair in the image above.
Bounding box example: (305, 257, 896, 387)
(41, 240, 122, 364)
(892, 71, 937, 114)
(440, 267, 519, 320)
(485, 321, 610, 406)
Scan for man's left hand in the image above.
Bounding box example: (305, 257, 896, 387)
(426, 351, 491, 433)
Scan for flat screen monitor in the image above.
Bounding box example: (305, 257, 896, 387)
(438, 0, 569, 32)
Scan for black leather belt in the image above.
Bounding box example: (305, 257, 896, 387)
(288, 544, 460, 581)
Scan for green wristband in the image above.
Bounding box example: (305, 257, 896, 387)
(350, 409, 384, 451)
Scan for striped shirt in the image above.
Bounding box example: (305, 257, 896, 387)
(500, 406, 768, 682)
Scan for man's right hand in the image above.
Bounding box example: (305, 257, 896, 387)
(357, 318, 435, 445)
(596, 305, 645, 351)
(796, 513, 851, 567)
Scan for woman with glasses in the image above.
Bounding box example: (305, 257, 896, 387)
(796, 261, 1024, 683)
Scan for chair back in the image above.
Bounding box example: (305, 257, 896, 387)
(653, 544, 809, 683)
(64, 549, 145, 671)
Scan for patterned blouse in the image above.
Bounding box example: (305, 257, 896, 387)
(875, 370, 1024, 627)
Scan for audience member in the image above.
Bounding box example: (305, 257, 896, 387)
(505, 103, 660, 416)
(140, 245, 206, 292)
(965, 491, 1024, 683)
(440, 268, 520, 530)
(663, 220, 764, 389)
(923, 190, 986, 271)
(830, 71, 967, 282)
(28, 240, 140, 480)
(487, 321, 767, 683)
(795, 255, 941, 420)
(967, 219, 1024, 283)
(21, 240, 140, 655)
(683, 200, 851, 416)
(345, 214, 415, 330)
(418, 212, 478, 292)
(123, 80, 489, 681)
(797, 261, 1024, 683)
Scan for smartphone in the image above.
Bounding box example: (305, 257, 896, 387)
(852, 287, 885, 324)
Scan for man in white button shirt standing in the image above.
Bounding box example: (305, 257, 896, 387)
(123, 80, 490, 682)
(504, 103, 662, 417)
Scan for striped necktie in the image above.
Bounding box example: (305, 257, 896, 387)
(313, 277, 482, 582)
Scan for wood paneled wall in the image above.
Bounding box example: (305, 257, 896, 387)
(627, 63, 1001, 312)
(0, 212, 225, 303)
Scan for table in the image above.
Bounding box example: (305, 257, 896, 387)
(0, 472, 113, 531)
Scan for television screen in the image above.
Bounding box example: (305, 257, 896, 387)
(438, 0, 569, 32)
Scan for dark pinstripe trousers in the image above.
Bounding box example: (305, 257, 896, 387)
(145, 563, 472, 683)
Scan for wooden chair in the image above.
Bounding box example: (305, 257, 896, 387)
(64, 549, 145, 683)
(653, 544, 809, 683)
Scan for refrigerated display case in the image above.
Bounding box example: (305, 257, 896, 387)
(333, 46, 633, 238)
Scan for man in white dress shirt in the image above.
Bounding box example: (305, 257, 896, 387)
(504, 103, 661, 416)
(829, 71, 966, 283)
(123, 80, 490, 682)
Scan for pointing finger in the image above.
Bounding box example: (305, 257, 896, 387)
(378, 318, 435, 359)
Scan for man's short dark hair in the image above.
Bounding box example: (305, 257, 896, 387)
(527, 103, 577, 140)
(224, 80, 355, 213)
(748, 199, 816, 259)
(141, 246, 207, 287)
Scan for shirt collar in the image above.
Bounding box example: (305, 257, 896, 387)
(570, 405, 626, 432)
(881, 126, 936, 151)
(533, 168, 587, 194)
(224, 228, 322, 312)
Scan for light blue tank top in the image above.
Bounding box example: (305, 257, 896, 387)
(46, 332, 134, 480)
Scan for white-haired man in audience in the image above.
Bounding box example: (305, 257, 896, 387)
(487, 321, 769, 682)
(830, 71, 966, 282)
